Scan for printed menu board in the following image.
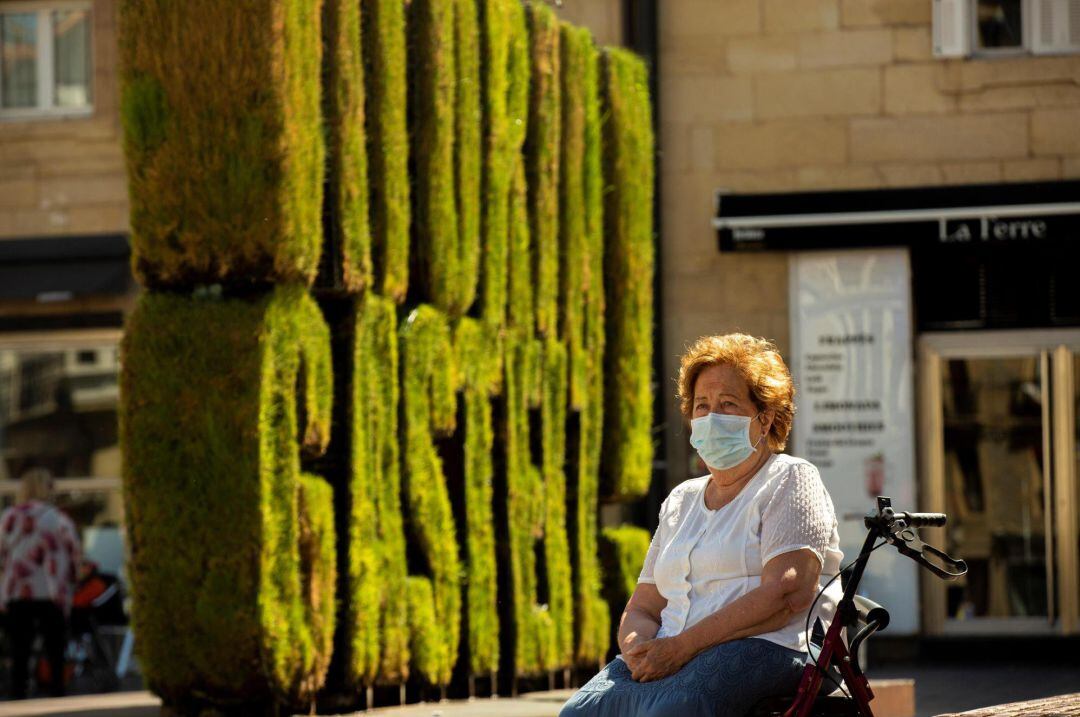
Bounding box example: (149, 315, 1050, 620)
(790, 248, 919, 634)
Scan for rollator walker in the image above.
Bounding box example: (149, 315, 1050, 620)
(754, 497, 968, 717)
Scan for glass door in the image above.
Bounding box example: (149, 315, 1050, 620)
(919, 331, 1080, 635)
(941, 355, 1050, 630)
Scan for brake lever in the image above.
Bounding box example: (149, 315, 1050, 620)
(889, 525, 968, 580)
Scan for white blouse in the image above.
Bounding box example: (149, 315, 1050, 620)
(637, 453, 843, 653)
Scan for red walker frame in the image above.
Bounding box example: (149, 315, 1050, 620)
(781, 497, 967, 717)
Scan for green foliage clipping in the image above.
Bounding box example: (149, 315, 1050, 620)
(120, 287, 335, 704)
(324, 0, 371, 291)
(453, 319, 501, 675)
(503, 335, 554, 675)
(409, 0, 459, 316)
(298, 473, 339, 690)
(362, 0, 410, 301)
(347, 294, 408, 687)
(119, 0, 324, 289)
(541, 339, 574, 667)
(454, 0, 482, 315)
(504, 0, 532, 335)
(400, 306, 461, 686)
(525, 2, 560, 338)
(573, 30, 610, 666)
(558, 23, 588, 410)
(600, 525, 653, 605)
(477, 0, 510, 327)
(601, 48, 655, 500)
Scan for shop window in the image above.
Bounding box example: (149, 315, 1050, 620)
(912, 241, 1080, 332)
(0, 343, 122, 532)
(0, 3, 93, 118)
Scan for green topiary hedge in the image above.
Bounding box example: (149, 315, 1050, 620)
(120, 0, 659, 704)
(324, 0, 371, 292)
(347, 293, 409, 687)
(362, 0, 410, 302)
(600, 525, 652, 607)
(119, 0, 324, 289)
(558, 23, 588, 410)
(400, 305, 461, 686)
(541, 338, 574, 668)
(454, 0, 482, 316)
(503, 333, 554, 676)
(409, 0, 460, 316)
(298, 473, 338, 692)
(525, 2, 560, 339)
(573, 30, 610, 667)
(600, 47, 655, 500)
(453, 318, 501, 676)
(477, 0, 506, 327)
(120, 286, 334, 705)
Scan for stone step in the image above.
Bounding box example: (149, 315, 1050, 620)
(935, 692, 1080, 717)
(869, 678, 916, 717)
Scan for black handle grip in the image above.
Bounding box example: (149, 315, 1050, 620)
(898, 511, 947, 527)
(852, 594, 891, 632)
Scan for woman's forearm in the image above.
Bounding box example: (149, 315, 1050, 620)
(723, 605, 794, 642)
(618, 607, 661, 652)
(674, 585, 790, 658)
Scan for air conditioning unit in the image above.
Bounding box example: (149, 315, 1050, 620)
(1030, 0, 1080, 54)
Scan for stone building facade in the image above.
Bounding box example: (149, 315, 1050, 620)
(658, 0, 1080, 475)
(3, 0, 1079, 640)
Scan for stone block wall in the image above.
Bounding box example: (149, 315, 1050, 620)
(659, 0, 1080, 483)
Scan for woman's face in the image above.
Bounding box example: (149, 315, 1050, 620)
(692, 363, 771, 447)
(692, 363, 756, 419)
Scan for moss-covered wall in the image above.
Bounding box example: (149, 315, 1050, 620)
(119, 0, 325, 289)
(120, 0, 655, 709)
(120, 288, 335, 706)
(600, 525, 652, 607)
(323, 0, 371, 291)
(454, 319, 501, 676)
(362, 0, 411, 302)
(600, 48, 656, 500)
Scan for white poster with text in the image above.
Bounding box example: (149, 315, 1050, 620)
(790, 248, 919, 634)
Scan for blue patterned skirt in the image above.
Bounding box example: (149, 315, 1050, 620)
(559, 638, 807, 717)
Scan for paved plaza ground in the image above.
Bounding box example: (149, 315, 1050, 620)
(0, 663, 1078, 717)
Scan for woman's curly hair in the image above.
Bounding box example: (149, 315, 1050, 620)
(677, 333, 795, 452)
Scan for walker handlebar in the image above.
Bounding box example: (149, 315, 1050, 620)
(864, 497, 967, 581)
(895, 511, 947, 528)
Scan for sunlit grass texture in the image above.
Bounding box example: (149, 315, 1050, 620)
(119, 0, 324, 289)
(120, 287, 334, 705)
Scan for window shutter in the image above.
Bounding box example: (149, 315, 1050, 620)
(933, 0, 971, 57)
(1031, 0, 1080, 54)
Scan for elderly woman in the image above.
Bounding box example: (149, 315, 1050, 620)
(561, 334, 843, 717)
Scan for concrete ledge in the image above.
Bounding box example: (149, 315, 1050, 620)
(870, 678, 916, 717)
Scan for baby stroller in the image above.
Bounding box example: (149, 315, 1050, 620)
(65, 561, 130, 692)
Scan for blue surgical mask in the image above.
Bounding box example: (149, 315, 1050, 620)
(689, 412, 766, 470)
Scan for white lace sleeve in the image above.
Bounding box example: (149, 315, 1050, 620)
(637, 496, 669, 584)
(761, 462, 835, 567)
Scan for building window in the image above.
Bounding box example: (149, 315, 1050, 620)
(934, 0, 1080, 57)
(0, 2, 92, 118)
(975, 0, 1024, 52)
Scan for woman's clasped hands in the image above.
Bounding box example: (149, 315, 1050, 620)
(623, 636, 694, 683)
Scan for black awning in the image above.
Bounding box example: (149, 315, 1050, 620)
(714, 179, 1080, 252)
(0, 234, 133, 301)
